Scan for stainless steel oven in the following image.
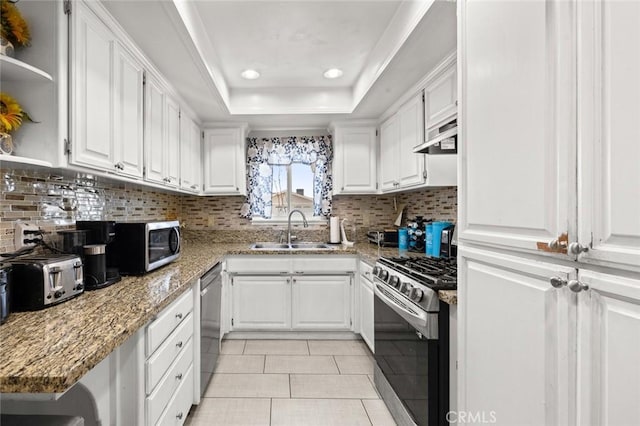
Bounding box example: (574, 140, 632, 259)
(372, 258, 452, 426)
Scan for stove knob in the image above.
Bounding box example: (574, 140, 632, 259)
(399, 282, 410, 293)
(410, 288, 424, 302)
(404, 283, 414, 295)
(389, 276, 400, 288)
(372, 266, 381, 277)
(379, 270, 389, 281)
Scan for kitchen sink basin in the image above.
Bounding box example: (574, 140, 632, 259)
(250, 242, 337, 251)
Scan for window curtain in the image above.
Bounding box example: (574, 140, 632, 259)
(240, 136, 333, 219)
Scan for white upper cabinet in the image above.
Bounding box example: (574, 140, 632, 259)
(70, 1, 115, 171)
(330, 123, 377, 194)
(113, 43, 144, 178)
(71, 1, 145, 178)
(144, 72, 181, 188)
(424, 63, 457, 133)
(379, 116, 400, 192)
(577, 0, 640, 272)
(398, 95, 425, 188)
(203, 127, 247, 195)
(144, 73, 166, 184)
(180, 114, 202, 193)
(165, 97, 181, 187)
(379, 94, 426, 192)
(458, 0, 575, 258)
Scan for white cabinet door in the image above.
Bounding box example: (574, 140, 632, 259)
(398, 94, 425, 188)
(379, 116, 399, 192)
(458, 246, 576, 426)
(144, 74, 166, 184)
(165, 97, 181, 188)
(458, 0, 575, 256)
(424, 63, 457, 132)
(291, 275, 351, 330)
(333, 126, 377, 194)
(70, 2, 115, 171)
(231, 276, 291, 330)
(113, 43, 144, 178)
(180, 114, 201, 193)
(576, 269, 640, 426)
(577, 0, 640, 272)
(359, 274, 374, 352)
(203, 128, 246, 195)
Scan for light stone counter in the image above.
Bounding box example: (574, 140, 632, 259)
(0, 240, 455, 393)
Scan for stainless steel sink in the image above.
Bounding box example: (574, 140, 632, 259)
(250, 242, 337, 251)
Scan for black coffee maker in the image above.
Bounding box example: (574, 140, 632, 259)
(75, 221, 121, 289)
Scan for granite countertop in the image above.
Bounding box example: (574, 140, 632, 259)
(0, 240, 455, 393)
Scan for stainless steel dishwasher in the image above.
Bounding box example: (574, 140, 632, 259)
(200, 262, 222, 397)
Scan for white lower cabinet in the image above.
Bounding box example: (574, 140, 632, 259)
(231, 276, 291, 330)
(227, 256, 357, 332)
(576, 270, 640, 426)
(458, 246, 575, 425)
(459, 245, 640, 426)
(145, 289, 194, 426)
(291, 275, 351, 330)
(359, 261, 374, 352)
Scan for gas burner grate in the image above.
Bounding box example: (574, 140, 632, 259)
(379, 255, 457, 290)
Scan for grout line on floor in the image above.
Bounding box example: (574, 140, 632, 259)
(241, 339, 247, 354)
(263, 354, 267, 373)
(269, 398, 273, 426)
(288, 374, 292, 398)
(305, 339, 310, 355)
(333, 355, 343, 374)
(360, 399, 375, 426)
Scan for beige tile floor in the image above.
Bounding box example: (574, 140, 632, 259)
(185, 339, 397, 426)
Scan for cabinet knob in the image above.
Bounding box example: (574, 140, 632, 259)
(175, 312, 183, 319)
(236, 187, 239, 191)
(190, 184, 198, 189)
(292, 278, 297, 284)
(568, 242, 589, 255)
(176, 341, 183, 348)
(176, 373, 183, 380)
(568, 279, 589, 293)
(176, 412, 183, 420)
(548, 239, 561, 250)
(549, 276, 567, 288)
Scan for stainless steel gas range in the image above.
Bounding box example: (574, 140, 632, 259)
(372, 256, 456, 426)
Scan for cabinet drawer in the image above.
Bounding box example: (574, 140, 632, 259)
(146, 313, 194, 394)
(146, 339, 193, 426)
(155, 363, 194, 426)
(226, 256, 291, 273)
(147, 289, 193, 356)
(359, 261, 373, 282)
(291, 257, 357, 273)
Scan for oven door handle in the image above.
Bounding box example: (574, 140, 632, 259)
(374, 283, 427, 326)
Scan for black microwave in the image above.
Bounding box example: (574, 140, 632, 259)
(113, 221, 180, 275)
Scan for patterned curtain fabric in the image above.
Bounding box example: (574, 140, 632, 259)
(240, 136, 333, 219)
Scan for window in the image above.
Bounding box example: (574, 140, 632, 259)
(241, 136, 333, 220)
(271, 163, 315, 219)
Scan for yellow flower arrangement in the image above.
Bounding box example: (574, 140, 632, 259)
(0, 92, 36, 133)
(1, 0, 31, 47)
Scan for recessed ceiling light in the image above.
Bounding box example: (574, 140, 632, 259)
(323, 68, 343, 79)
(241, 69, 260, 80)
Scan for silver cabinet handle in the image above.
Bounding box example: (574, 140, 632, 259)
(550, 277, 567, 288)
(548, 239, 561, 250)
(175, 312, 183, 319)
(568, 242, 589, 255)
(176, 341, 183, 348)
(190, 184, 198, 189)
(568, 280, 589, 293)
(176, 373, 183, 380)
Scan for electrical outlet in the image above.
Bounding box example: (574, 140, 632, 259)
(14, 223, 39, 250)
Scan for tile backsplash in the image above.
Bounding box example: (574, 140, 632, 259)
(1, 166, 457, 253)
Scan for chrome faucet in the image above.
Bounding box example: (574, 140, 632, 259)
(287, 209, 309, 244)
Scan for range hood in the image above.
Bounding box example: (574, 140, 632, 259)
(413, 119, 457, 153)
